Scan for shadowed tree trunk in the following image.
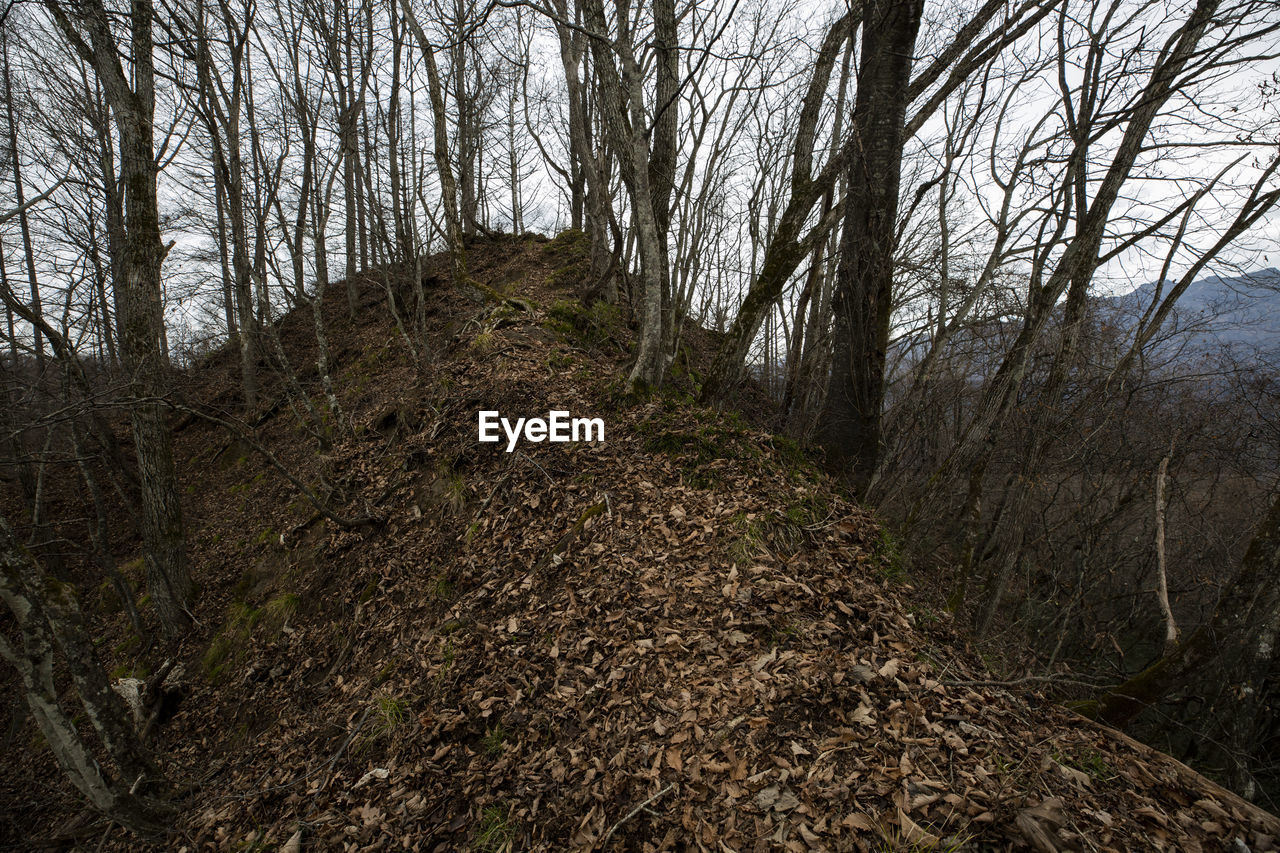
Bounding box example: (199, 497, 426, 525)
(819, 0, 923, 492)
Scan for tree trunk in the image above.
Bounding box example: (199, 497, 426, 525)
(1154, 450, 1180, 655)
(1092, 483, 1280, 730)
(399, 0, 469, 289)
(577, 0, 669, 392)
(451, 9, 478, 237)
(549, 0, 614, 302)
(920, 0, 1223, 500)
(698, 12, 855, 403)
(388, 20, 411, 262)
(819, 0, 924, 491)
(45, 0, 195, 637)
(0, 514, 172, 837)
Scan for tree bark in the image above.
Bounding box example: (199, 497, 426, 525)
(45, 0, 194, 636)
(0, 514, 172, 838)
(819, 0, 924, 491)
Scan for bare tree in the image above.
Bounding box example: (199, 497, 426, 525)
(819, 0, 925, 491)
(400, 0, 470, 289)
(43, 0, 194, 636)
(1, 21, 47, 367)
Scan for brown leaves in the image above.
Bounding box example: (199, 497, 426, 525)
(754, 784, 801, 813)
(117, 243, 1280, 852)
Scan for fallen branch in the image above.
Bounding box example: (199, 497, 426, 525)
(600, 783, 675, 849)
(536, 501, 607, 570)
(475, 465, 517, 519)
(320, 704, 373, 792)
(946, 674, 1104, 691)
(1071, 712, 1280, 838)
(162, 399, 383, 531)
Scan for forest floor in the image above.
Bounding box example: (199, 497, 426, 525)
(1, 233, 1278, 851)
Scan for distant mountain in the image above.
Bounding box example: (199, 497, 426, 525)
(1100, 268, 1280, 361)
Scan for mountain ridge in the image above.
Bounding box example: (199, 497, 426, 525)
(1100, 267, 1280, 359)
(3, 234, 1278, 851)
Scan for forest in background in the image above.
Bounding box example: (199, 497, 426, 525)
(4, 0, 1280, 839)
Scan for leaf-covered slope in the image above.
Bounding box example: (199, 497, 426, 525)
(4, 235, 1278, 851)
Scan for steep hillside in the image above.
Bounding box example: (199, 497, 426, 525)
(3, 235, 1279, 851)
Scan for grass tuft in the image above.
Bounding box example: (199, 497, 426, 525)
(475, 803, 515, 851)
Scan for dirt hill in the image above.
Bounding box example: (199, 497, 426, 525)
(3, 234, 1279, 851)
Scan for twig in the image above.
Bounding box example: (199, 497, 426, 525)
(94, 773, 147, 852)
(94, 821, 114, 853)
(475, 465, 517, 518)
(518, 451, 554, 484)
(599, 783, 675, 849)
(163, 399, 382, 530)
(710, 714, 746, 746)
(319, 705, 373, 792)
(946, 674, 1103, 690)
(321, 636, 356, 691)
